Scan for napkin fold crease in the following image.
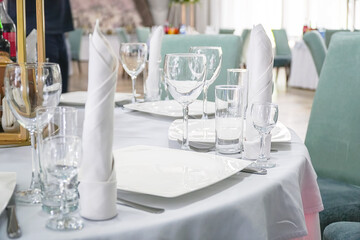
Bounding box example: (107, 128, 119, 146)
(79, 20, 118, 220)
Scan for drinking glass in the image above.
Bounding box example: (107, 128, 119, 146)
(36, 106, 79, 214)
(251, 102, 279, 168)
(164, 53, 206, 150)
(41, 135, 83, 231)
(4, 63, 62, 204)
(119, 43, 148, 103)
(189, 46, 222, 119)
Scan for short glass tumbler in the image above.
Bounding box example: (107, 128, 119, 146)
(215, 85, 243, 154)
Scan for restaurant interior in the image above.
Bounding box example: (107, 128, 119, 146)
(0, 0, 359, 239)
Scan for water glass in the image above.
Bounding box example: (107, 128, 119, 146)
(215, 85, 243, 154)
(36, 107, 79, 214)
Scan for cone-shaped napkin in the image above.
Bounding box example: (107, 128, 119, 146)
(79, 20, 118, 220)
(244, 24, 273, 159)
(144, 26, 164, 101)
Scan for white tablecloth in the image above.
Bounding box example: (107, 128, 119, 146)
(288, 40, 319, 90)
(0, 107, 323, 240)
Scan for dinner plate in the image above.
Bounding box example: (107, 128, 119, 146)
(0, 172, 16, 214)
(168, 119, 291, 143)
(113, 145, 251, 198)
(123, 100, 215, 117)
(60, 91, 136, 105)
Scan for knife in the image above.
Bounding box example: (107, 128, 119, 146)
(6, 191, 21, 239)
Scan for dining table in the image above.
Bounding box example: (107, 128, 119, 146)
(0, 103, 323, 240)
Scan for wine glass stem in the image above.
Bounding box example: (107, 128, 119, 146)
(131, 76, 137, 103)
(259, 132, 267, 160)
(59, 181, 66, 219)
(202, 86, 208, 119)
(29, 131, 40, 190)
(182, 104, 189, 149)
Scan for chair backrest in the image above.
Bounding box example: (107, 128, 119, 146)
(305, 32, 360, 186)
(161, 34, 242, 101)
(240, 29, 251, 64)
(136, 27, 150, 43)
(219, 28, 235, 34)
(325, 29, 350, 48)
(116, 27, 129, 43)
(303, 31, 327, 76)
(68, 28, 83, 60)
(272, 29, 291, 56)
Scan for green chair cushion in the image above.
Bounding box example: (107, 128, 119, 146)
(273, 55, 291, 67)
(324, 29, 350, 48)
(136, 27, 150, 43)
(68, 28, 83, 60)
(324, 222, 360, 240)
(318, 178, 360, 233)
(303, 31, 327, 76)
(272, 29, 291, 57)
(161, 34, 242, 101)
(219, 28, 235, 34)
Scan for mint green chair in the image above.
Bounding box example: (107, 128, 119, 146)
(324, 222, 360, 240)
(68, 28, 83, 73)
(219, 28, 235, 34)
(303, 31, 327, 76)
(272, 29, 291, 82)
(240, 29, 251, 67)
(116, 27, 129, 43)
(136, 27, 150, 43)
(161, 34, 242, 101)
(305, 32, 360, 235)
(324, 29, 350, 48)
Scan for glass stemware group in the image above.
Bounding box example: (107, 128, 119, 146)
(4, 63, 62, 204)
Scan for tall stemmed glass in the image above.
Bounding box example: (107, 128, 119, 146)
(189, 47, 222, 119)
(42, 135, 83, 231)
(251, 102, 279, 168)
(119, 43, 148, 103)
(164, 53, 206, 150)
(4, 63, 62, 204)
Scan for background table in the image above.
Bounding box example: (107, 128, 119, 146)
(0, 107, 323, 240)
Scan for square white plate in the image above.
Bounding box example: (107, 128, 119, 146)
(60, 91, 135, 105)
(123, 100, 215, 117)
(168, 119, 291, 143)
(113, 145, 251, 198)
(0, 172, 16, 214)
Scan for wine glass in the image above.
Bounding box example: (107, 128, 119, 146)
(189, 46, 222, 119)
(251, 102, 279, 168)
(41, 135, 83, 231)
(119, 43, 148, 103)
(164, 53, 206, 150)
(4, 63, 62, 204)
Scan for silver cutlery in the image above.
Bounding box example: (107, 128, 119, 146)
(117, 197, 164, 214)
(6, 192, 21, 238)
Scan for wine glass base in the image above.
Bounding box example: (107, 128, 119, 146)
(46, 216, 84, 231)
(251, 160, 276, 169)
(15, 188, 42, 204)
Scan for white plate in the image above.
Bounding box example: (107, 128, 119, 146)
(0, 172, 16, 214)
(60, 91, 135, 105)
(113, 145, 251, 198)
(168, 119, 291, 143)
(124, 100, 215, 117)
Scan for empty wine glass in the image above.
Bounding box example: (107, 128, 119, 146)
(164, 53, 206, 150)
(41, 135, 83, 231)
(4, 63, 62, 204)
(189, 46, 222, 119)
(251, 102, 279, 168)
(159, 67, 170, 100)
(119, 43, 148, 103)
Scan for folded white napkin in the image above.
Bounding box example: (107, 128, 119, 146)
(144, 26, 164, 101)
(243, 24, 273, 160)
(79, 20, 118, 220)
(1, 97, 20, 133)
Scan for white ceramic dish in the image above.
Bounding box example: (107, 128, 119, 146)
(113, 145, 251, 198)
(60, 91, 136, 105)
(0, 172, 16, 214)
(168, 119, 291, 143)
(123, 100, 215, 117)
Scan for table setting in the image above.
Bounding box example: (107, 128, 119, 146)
(0, 21, 323, 240)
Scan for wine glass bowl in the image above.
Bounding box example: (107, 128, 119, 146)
(251, 102, 279, 168)
(4, 63, 62, 204)
(189, 46, 222, 119)
(164, 53, 207, 149)
(119, 43, 148, 103)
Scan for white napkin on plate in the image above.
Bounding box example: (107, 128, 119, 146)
(79, 20, 118, 220)
(144, 26, 164, 101)
(243, 24, 273, 160)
